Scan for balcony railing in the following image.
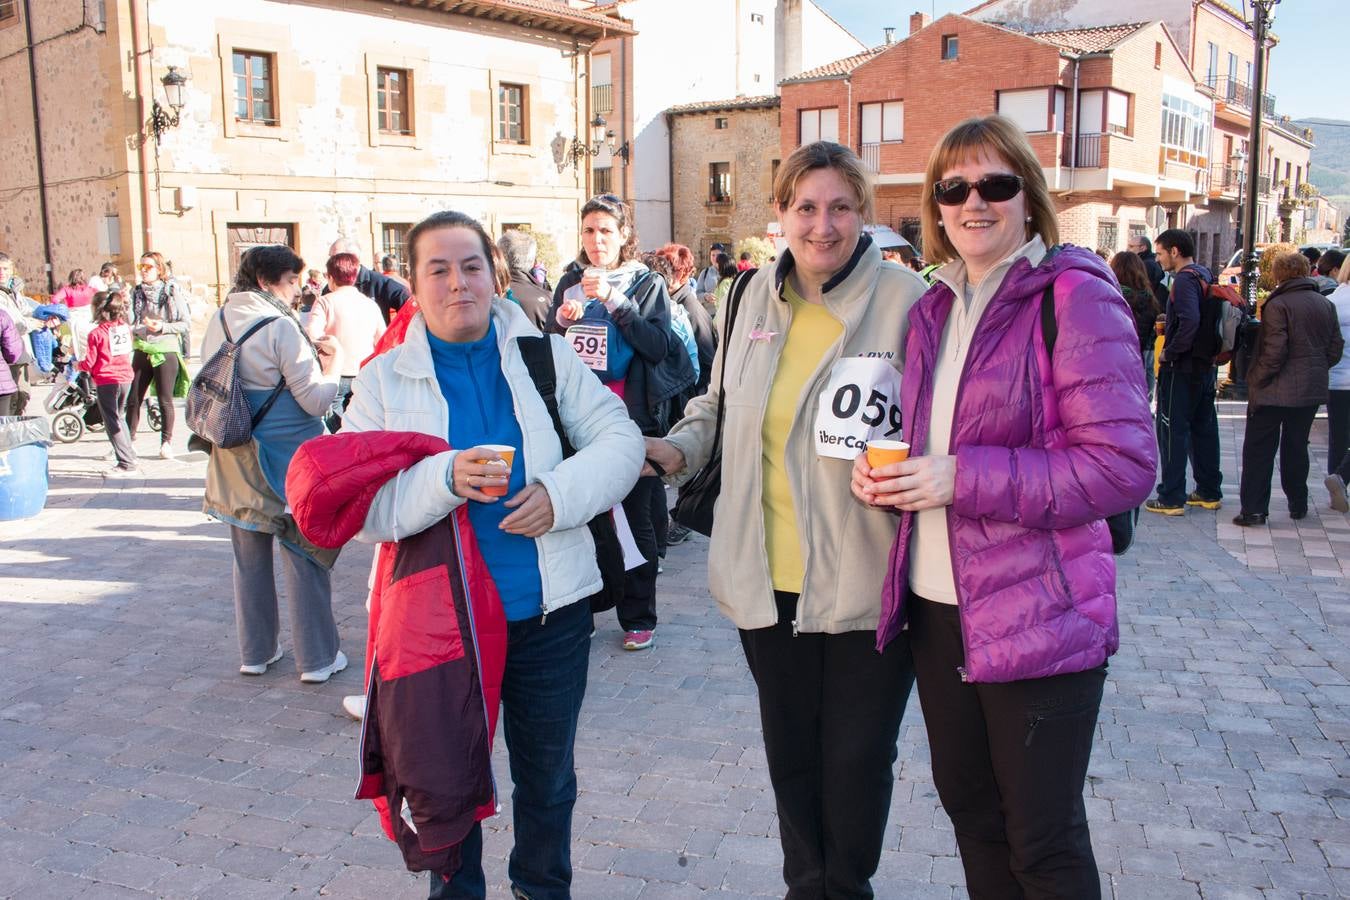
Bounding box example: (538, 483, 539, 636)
(1209, 164, 1240, 194)
(1063, 132, 1102, 168)
(591, 83, 613, 115)
(860, 142, 880, 173)
(1207, 75, 1275, 118)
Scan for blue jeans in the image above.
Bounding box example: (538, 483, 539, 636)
(430, 599, 592, 900)
(1155, 364, 1223, 505)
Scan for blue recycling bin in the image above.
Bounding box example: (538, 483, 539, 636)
(0, 416, 51, 521)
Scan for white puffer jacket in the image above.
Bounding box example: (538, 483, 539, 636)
(343, 299, 644, 613)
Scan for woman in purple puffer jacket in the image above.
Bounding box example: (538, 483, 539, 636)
(851, 116, 1156, 898)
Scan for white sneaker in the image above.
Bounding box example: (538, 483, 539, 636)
(159, 443, 176, 459)
(240, 646, 283, 675)
(341, 694, 367, 720)
(300, 650, 348, 684)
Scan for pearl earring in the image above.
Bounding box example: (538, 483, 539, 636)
(1025, 216, 1032, 222)
(938, 221, 945, 228)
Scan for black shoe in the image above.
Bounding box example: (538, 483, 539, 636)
(666, 522, 692, 545)
(1232, 512, 1268, 527)
(1290, 506, 1307, 520)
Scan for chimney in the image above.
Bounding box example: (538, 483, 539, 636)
(909, 12, 930, 35)
(883, 26, 896, 45)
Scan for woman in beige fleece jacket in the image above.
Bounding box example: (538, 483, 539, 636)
(645, 142, 926, 899)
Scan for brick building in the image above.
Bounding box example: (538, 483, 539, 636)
(969, 0, 1317, 264)
(0, 0, 631, 300)
(667, 96, 781, 257)
(780, 13, 1221, 262)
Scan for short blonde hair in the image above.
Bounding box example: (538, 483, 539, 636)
(920, 116, 1059, 265)
(1271, 250, 1310, 284)
(1339, 257, 1350, 284)
(772, 141, 874, 223)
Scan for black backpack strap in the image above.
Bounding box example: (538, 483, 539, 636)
(1039, 284, 1057, 359)
(517, 335, 576, 458)
(221, 315, 286, 429)
(234, 316, 278, 345)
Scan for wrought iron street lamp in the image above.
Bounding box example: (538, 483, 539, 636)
(150, 65, 188, 143)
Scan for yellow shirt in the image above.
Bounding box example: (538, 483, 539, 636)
(762, 282, 844, 594)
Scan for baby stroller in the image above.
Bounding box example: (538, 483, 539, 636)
(45, 371, 162, 443)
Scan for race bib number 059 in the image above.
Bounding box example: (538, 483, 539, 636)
(814, 356, 902, 459)
(567, 324, 608, 372)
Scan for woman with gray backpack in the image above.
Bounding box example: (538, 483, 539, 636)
(198, 245, 347, 683)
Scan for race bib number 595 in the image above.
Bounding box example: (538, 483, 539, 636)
(814, 357, 902, 459)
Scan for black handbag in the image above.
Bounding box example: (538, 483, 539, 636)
(516, 335, 626, 614)
(670, 269, 755, 537)
(1039, 283, 1138, 555)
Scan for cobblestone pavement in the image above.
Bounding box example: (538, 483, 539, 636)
(0, 393, 1347, 899)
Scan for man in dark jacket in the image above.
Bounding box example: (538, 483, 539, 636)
(497, 231, 552, 330)
(1129, 233, 1170, 310)
(325, 239, 410, 323)
(1233, 251, 1345, 525)
(1147, 229, 1224, 516)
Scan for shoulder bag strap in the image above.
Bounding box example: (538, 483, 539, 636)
(1039, 284, 1058, 359)
(516, 335, 577, 459)
(707, 269, 756, 457)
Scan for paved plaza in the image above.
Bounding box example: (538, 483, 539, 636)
(1, 392, 1348, 899)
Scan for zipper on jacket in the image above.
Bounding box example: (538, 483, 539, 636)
(449, 515, 500, 809)
(944, 323, 979, 681)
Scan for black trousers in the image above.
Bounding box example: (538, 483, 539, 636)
(1155, 364, 1222, 505)
(1328, 389, 1349, 479)
(908, 595, 1104, 900)
(1238, 403, 1319, 516)
(739, 592, 914, 899)
(617, 475, 661, 631)
(126, 350, 180, 442)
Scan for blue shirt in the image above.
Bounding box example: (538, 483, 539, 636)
(427, 323, 542, 621)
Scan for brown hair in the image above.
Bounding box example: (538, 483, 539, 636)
(1271, 250, 1311, 283)
(93, 290, 126, 323)
(406, 210, 497, 291)
(490, 242, 511, 296)
(67, 268, 87, 287)
(772, 141, 874, 223)
(578, 193, 640, 266)
(920, 116, 1058, 266)
(1110, 251, 1151, 298)
(140, 251, 167, 281)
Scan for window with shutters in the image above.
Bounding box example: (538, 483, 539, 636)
(798, 108, 839, 145)
(860, 101, 904, 144)
(0, 0, 16, 26)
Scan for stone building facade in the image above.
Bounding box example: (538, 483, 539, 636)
(668, 97, 781, 260)
(0, 0, 631, 301)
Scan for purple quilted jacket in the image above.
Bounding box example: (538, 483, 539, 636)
(878, 246, 1156, 682)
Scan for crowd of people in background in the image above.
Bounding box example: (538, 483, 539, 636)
(4, 111, 1350, 900)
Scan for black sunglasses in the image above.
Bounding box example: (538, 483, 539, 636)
(932, 174, 1025, 206)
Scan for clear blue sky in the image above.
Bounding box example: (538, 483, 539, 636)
(817, 0, 1346, 122)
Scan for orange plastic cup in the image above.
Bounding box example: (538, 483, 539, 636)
(477, 445, 515, 497)
(865, 440, 910, 471)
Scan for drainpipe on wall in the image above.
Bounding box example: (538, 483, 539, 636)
(666, 111, 675, 243)
(1067, 55, 1080, 197)
(21, 0, 55, 293)
(130, 0, 154, 256)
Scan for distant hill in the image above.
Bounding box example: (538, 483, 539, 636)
(1296, 118, 1350, 211)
